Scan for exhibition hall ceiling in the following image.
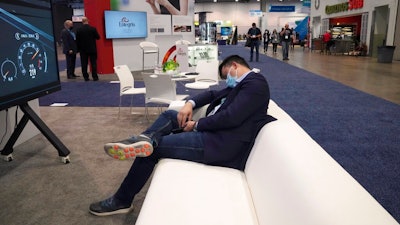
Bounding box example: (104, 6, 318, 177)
(53, 0, 305, 7)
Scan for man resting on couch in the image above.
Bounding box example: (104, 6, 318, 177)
(89, 54, 276, 216)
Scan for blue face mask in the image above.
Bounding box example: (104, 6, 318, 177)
(225, 67, 237, 88)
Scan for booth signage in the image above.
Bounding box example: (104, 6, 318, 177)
(175, 43, 189, 72)
(325, 0, 363, 15)
(269, 6, 295, 12)
(303, 0, 311, 7)
(249, 9, 262, 17)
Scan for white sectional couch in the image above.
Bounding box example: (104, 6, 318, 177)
(135, 100, 399, 225)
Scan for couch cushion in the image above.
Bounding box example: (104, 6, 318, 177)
(136, 159, 258, 225)
(267, 100, 293, 121)
(245, 119, 399, 225)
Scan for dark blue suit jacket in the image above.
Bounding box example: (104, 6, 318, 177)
(191, 72, 276, 170)
(60, 28, 77, 54)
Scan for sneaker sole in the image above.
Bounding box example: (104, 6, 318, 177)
(89, 206, 133, 216)
(104, 141, 153, 160)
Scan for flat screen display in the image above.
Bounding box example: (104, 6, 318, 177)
(220, 26, 232, 36)
(0, 0, 60, 111)
(104, 10, 148, 39)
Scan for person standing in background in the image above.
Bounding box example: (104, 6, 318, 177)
(280, 23, 292, 60)
(263, 29, 270, 53)
(270, 29, 280, 54)
(290, 28, 296, 50)
(60, 20, 78, 79)
(323, 30, 333, 54)
(247, 23, 261, 62)
(76, 17, 100, 81)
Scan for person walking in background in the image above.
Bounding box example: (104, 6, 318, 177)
(270, 29, 280, 54)
(247, 23, 261, 62)
(60, 20, 78, 79)
(290, 28, 296, 50)
(323, 30, 333, 54)
(263, 29, 270, 53)
(280, 23, 292, 60)
(76, 17, 100, 81)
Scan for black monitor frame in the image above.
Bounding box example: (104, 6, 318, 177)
(0, 0, 61, 111)
(0, 0, 70, 163)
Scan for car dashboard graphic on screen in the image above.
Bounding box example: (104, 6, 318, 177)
(0, 0, 60, 110)
(0, 6, 54, 81)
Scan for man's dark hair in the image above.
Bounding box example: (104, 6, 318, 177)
(218, 55, 250, 79)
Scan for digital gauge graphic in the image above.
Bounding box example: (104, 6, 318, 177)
(1, 58, 17, 82)
(17, 40, 47, 79)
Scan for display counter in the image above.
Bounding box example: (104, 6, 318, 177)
(332, 40, 355, 55)
(311, 38, 324, 52)
(311, 38, 355, 55)
(188, 44, 218, 67)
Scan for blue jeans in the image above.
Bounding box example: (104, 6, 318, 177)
(114, 110, 205, 204)
(282, 41, 290, 59)
(250, 40, 260, 61)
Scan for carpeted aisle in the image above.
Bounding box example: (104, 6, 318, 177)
(40, 81, 146, 107)
(39, 80, 223, 107)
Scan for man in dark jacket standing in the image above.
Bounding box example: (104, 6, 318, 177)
(76, 17, 100, 81)
(247, 23, 262, 62)
(279, 23, 292, 60)
(60, 20, 78, 79)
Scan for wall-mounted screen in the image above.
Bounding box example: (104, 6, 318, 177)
(220, 26, 232, 36)
(0, 0, 60, 111)
(104, 10, 148, 39)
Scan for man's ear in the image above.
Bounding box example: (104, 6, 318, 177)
(231, 62, 238, 70)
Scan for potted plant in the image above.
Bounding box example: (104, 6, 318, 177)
(162, 59, 179, 74)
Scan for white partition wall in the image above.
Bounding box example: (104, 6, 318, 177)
(0, 100, 41, 150)
(110, 0, 195, 71)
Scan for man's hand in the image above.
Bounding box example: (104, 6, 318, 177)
(177, 102, 193, 127)
(146, 0, 155, 5)
(156, 0, 169, 6)
(183, 120, 196, 132)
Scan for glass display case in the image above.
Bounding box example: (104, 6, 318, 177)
(331, 26, 354, 39)
(187, 44, 218, 67)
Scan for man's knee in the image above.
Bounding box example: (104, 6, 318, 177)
(162, 110, 178, 119)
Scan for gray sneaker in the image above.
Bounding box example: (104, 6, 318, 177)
(89, 196, 132, 216)
(104, 135, 153, 160)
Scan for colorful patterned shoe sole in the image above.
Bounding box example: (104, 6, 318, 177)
(104, 141, 153, 160)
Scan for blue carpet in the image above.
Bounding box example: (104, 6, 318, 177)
(39, 80, 223, 107)
(42, 45, 399, 222)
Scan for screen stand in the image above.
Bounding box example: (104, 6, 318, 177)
(1, 102, 70, 164)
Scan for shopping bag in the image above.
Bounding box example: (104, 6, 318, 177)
(245, 38, 251, 47)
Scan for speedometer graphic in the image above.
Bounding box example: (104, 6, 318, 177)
(1, 58, 17, 82)
(17, 40, 47, 79)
